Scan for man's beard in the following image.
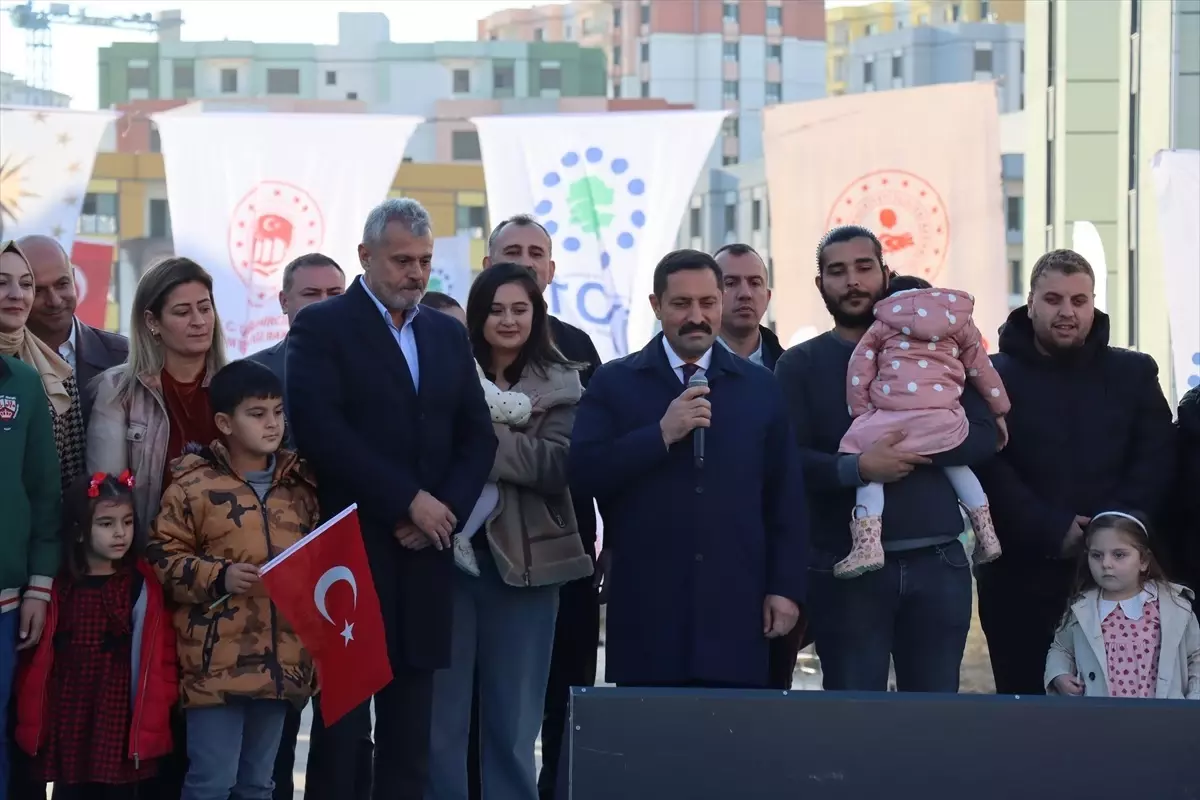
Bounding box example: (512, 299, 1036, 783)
(821, 286, 880, 329)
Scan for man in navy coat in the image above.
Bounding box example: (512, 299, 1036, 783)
(569, 249, 809, 688)
(285, 198, 497, 800)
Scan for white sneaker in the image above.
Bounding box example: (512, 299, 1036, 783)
(453, 534, 480, 577)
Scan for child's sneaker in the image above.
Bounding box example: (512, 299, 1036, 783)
(453, 534, 480, 577)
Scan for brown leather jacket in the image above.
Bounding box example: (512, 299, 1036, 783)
(485, 362, 594, 588)
(148, 442, 318, 709)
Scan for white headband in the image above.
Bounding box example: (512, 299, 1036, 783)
(1090, 511, 1149, 536)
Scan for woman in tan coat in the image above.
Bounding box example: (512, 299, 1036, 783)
(425, 263, 592, 800)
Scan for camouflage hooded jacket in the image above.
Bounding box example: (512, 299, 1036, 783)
(148, 441, 318, 709)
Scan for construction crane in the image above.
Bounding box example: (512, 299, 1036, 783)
(5, 2, 182, 103)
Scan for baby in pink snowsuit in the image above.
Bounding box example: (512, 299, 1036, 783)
(836, 278, 1011, 579)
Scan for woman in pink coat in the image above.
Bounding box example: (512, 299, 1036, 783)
(837, 276, 1011, 579)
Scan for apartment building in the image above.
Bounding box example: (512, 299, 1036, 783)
(96, 12, 607, 161)
(1024, 0, 1198, 394)
(0, 71, 71, 107)
(827, 0, 1025, 94)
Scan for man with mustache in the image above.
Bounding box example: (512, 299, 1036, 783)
(570, 249, 808, 690)
(773, 225, 998, 692)
(18, 234, 128, 426)
(975, 248, 1175, 694)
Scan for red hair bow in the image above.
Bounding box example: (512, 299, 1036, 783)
(87, 470, 136, 498)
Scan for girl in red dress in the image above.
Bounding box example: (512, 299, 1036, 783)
(15, 472, 178, 800)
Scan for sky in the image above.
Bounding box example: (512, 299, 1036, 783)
(0, 0, 876, 110)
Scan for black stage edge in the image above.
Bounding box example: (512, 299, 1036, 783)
(565, 687, 1200, 799)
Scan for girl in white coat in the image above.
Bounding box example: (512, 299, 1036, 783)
(1046, 511, 1200, 699)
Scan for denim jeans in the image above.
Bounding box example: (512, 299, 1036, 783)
(183, 700, 289, 800)
(806, 540, 973, 692)
(1, 610, 17, 800)
(426, 548, 559, 800)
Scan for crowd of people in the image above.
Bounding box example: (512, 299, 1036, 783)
(2, 198, 1198, 800)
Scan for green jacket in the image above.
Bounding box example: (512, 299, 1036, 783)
(0, 355, 61, 602)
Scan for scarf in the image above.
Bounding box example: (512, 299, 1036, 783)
(0, 240, 73, 416)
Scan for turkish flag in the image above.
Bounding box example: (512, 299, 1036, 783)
(260, 504, 392, 725)
(70, 240, 115, 329)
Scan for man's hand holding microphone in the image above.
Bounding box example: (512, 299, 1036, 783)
(660, 376, 711, 448)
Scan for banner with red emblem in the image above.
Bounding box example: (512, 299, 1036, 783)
(762, 83, 1007, 350)
(152, 110, 421, 357)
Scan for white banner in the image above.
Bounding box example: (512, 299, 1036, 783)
(472, 111, 726, 361)
(763, 84, 1008, 352)
(430, 234, 473, 306)
(153, 110, 420, 356)
(1151, 149, 1200, 395)
(0, 106, 116, 248)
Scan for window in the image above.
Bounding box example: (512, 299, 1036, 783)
(613, 46, 621, 66)
(950, 3, 961, 21)
(640, 4, 649, 24)
(539, 65, 562, 92)
(149, 123, 161, 153)
(722, 155, 738, 166)
(266, 68, 300, 94)
(347, 91, 358, 99)
(534, 27, 544, 41)
(641, 42, 650, 61)
(149, 198, 171, 239)
(494, 63, 515, 93)
(751, 199, 762, 231)
(723, 80, 739, 100)
(833, 55, 845, 82)
(640, 81, 649, 98)
(892, 53, 903, 79)
(452, 130, 482, 161)
(613, 7, 621, 27)
(690, 207, 702, 238)
(767, 44, 782, 61)
(77, 193, 118, 235)
(456, 204, 487, 235)
(722, 115, 739, 137)
(1006, 196, 1022, 231)
(724, 203, 737, 236)
(453, 69, 470, 93)
(766, 6, 782, 26)
(325, 70, 337, 86)
(127, 65, 150, 90)
(220, 68, 238, 93)
(723, 2, 738, 23)
(865, 23, 878, 35)
(723, 42, 739, 61)
(863, 59, 874, 84)
(765, 82, 781, 104)
(173, 62, 194, 91)
(974, 46, 993, 73)
(613, 84, 621, 98)
(981, 0, 991, 19)
(1009, 260, 1022, 295)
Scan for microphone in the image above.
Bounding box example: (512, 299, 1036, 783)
(688, 372, 708, 469)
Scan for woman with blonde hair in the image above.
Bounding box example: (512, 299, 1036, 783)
(0, 239, 86, 490)
(87, 256, 228, 537)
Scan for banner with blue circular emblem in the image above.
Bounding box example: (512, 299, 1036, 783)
(472, 111, 727, 362)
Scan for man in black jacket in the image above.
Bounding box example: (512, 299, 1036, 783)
(483, 214, 602, 800)
(19, 234, 127, 424)
(774, 225, 997, 693)
(714, 243, 785, 370)
(975, 249, 1176, 694)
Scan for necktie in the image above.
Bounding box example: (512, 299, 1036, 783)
(680, 363, 699, 385)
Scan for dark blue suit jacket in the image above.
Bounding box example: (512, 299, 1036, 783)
(285, 276, 497, 670)
(569, 334, 809, 687)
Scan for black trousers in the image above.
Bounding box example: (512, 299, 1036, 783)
(306, 665, 433, 800)
(536, 575, 600, 800)
(977, 558, 1075, 695)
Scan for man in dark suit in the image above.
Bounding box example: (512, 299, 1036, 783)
(286, 198, 497, 800)
(247, 252, 347, 800)
(248, 251, 345, 381)
(569, 249, 808, 689)
(19, 234, 127, 423)
(482, 214, 603, 800)
(713, 243, 784, 371)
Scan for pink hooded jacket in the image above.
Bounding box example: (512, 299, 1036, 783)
(840, 287, 1010, 456)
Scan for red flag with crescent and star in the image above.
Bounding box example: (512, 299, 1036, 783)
(259, 504, 391, 725)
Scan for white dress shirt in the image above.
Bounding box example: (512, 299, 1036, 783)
(662, 336, 712, 384)
(717, 333, 764, 367)
(360, 279, 421, 392)
(57, 319, 78, 372)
